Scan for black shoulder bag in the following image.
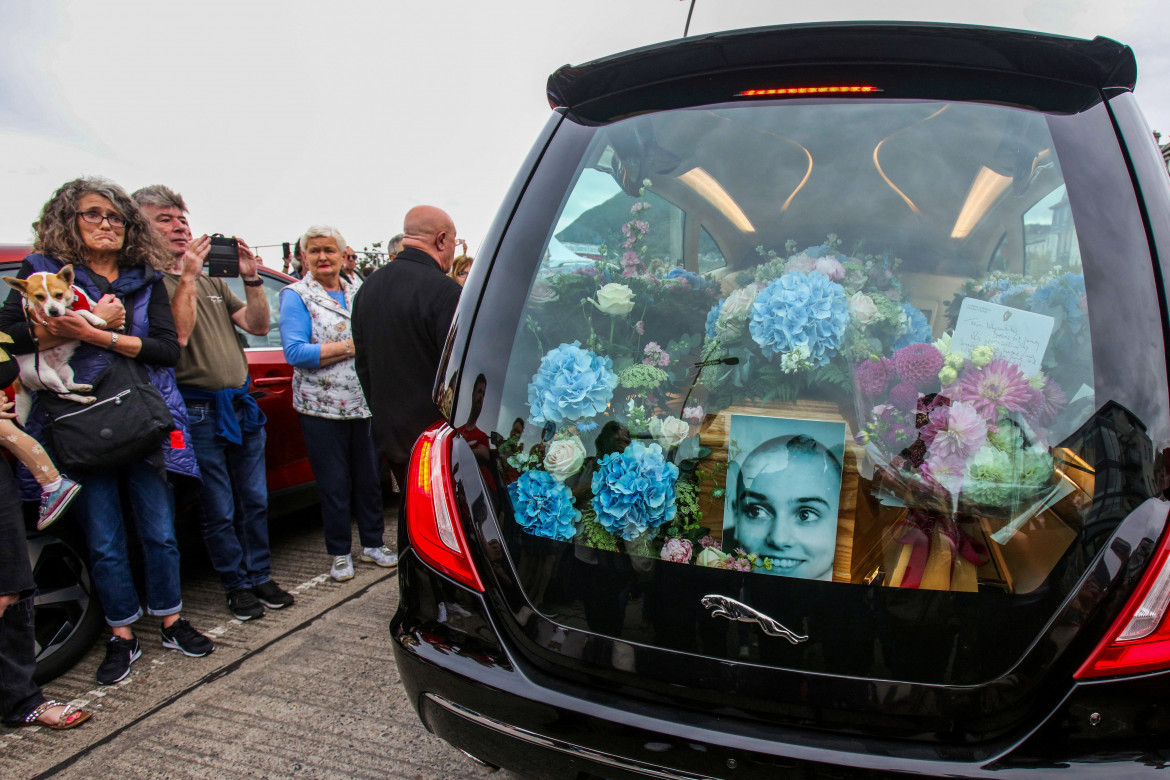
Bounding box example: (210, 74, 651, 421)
(38, 356, 176, 473)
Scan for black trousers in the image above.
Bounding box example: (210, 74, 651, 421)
(297, 414, 385, 556)
(0, 459, 44, 724)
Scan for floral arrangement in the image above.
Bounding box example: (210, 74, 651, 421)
(697, 235, 928, 409)
(505, 211, 1090, 590)
(856, 338, 1065, 518)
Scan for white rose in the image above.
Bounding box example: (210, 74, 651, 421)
(649, 415, 690, 448)
(594, 283, 635, 316)
(543, 435, 586, 481)
(720, 286, 758, 320)
(849, 291, 878, 325)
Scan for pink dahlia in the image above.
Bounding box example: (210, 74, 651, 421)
(922, 453, 966, 495)
(920, 401, 986, 460)
(893, 343, 945, 389)
(958, 359, 1033, 420)
(889, 382, 919, 413)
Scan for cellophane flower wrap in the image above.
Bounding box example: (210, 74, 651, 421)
(508, 470, 582, 542)
(591, 441, 679, 541)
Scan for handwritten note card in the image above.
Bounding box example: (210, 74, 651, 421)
(951, 298, 1053, 376)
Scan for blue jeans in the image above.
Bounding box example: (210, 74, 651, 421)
(72, 461, 182, 627)
(187, 407, 272, 591)
(297, 414, 384, 556)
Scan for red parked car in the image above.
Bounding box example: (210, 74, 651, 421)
(1, 246, 314, 679)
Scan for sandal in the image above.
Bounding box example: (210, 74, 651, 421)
(20, 700, 92, 730)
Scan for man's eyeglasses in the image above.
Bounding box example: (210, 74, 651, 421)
(77, 211, 126, 228)
(345, 254, 357, 261)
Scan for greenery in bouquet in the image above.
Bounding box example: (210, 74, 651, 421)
(856, 338, 1066, 514)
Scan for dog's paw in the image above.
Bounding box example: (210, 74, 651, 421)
(58, 393, 97, 405)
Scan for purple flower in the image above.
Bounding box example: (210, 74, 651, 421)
(682, 405, 705, 424)
(889, 382, 919, 413)
(854, 358, 891, 398)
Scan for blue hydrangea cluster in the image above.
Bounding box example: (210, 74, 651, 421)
(590, 441, 679, 541)
(1028, 273, 1086, 333)
(984, 280, 1033, 307)
(704, 301, 721, 339)
(663, 268, 706, 289)
(527, 341, 618, 426)
(893, 303, 933, 350)
(508, 470, 580, 542)
(748, 271, 849, 365)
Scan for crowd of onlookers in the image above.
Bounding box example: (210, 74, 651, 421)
(0, 175, 469, 731)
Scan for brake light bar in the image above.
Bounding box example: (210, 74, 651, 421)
(738, 85, 882, 97)
(1075, 524, 1170, 679)
(405, 422, 485, 592)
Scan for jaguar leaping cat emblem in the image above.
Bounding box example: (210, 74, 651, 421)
(701, 594, 808, 645)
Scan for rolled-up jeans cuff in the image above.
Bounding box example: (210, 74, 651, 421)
(106, 607, 144, 628)
(146, 602, 182, 618)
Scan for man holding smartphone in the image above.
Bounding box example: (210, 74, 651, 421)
(133, 185, 294, 622)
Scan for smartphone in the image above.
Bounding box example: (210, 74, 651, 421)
(208, 234, 240, 278)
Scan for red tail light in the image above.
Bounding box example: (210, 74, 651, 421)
(1076, 524, 1170, 679)
(405, 422, 485, 592)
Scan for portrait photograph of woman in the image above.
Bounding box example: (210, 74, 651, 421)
(722, 415, 847, 581)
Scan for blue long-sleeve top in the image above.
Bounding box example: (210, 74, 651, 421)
(279, 287, 347, 369)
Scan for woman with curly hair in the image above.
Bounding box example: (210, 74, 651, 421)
(0, 177, 214, 686)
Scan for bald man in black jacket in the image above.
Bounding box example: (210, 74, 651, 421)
(352, 206, 463, 488)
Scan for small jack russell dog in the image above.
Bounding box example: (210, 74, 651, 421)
(3, 265, 108, 421)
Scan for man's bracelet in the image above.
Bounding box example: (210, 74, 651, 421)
(243, 277, 263, 287)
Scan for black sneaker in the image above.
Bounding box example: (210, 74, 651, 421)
(253, 580, 294, 609)
(160, 618, 214, 657)
(96, 635, 140, 685)
(226, 588, 265, 621)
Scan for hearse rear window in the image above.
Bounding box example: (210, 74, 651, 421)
(492, 99, 1156, 606)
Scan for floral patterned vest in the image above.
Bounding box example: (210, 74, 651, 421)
(285, 275, 370, 420)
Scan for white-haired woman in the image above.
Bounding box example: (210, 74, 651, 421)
(278, 225, 395, 581)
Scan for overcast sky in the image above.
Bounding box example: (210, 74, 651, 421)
(2, 0, 1167, 259)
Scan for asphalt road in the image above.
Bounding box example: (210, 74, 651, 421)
(0, 505, 501, 779)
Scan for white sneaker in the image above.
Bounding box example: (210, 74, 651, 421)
(360, 546, 399, 568)
(330, 554, 354, 582)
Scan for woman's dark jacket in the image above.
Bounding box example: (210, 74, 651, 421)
(0, 254, 200, 496)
